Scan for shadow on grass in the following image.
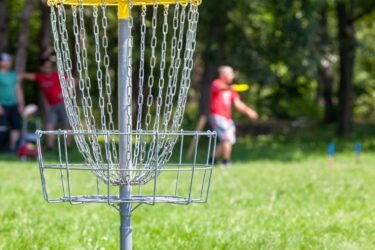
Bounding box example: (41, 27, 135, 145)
(1, 123, 374, 164)
(232, 122, 375, 163)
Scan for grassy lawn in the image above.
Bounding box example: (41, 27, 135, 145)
(1, 128, 375, 249)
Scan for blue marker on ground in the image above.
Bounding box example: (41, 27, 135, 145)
(328, 143, 335, 157)
(355, 142, 362, 160)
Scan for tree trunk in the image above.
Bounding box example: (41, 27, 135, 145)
(0, 0, 9, 53)
(37, 0, 52, 116)
(198, 62, 216, 117)
(321, 64, 335, 124)
(318, 4, 335, 124)
(39, 0, 52, 61)
(336, 1, 356, 135)
(15, 0, 35, 73)
(198, 9, 229, 117)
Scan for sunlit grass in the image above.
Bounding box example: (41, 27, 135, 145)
(1, 132, 375, 249)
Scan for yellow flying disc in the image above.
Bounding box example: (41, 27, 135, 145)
(232, 83, 249, 92)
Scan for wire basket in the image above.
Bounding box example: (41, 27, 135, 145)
(36, 130, 216, 206)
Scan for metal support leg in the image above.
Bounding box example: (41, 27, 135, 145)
(120, 186, 132, 250)
(119, 18, 132, 250)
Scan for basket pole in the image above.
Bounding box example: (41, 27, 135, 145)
(118, 2, 132, 249)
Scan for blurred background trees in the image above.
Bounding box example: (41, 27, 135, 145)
(1, 0, 374, 136)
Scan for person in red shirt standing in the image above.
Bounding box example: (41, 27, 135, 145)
(23, 59, 70, 150)
(209, 66, 258, 167)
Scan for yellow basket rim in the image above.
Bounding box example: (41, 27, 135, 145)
(47, 0, 202, 6)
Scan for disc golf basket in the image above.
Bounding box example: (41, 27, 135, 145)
(36, 0, 216, 249)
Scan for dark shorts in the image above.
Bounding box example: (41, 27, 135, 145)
(0, 105, 22, 131)
(47, 103, 70, 127)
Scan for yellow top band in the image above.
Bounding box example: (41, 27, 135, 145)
(48, 0, 201, 19)
(47, 0, 202, 7)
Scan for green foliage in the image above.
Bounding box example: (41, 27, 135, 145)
(198, 0, 375, 121)
(4, 0, 375, 123)
(199, 0, 324, 120)
(354, 11, 375, 120)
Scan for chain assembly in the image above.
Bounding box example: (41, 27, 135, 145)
(49, 0, 203, 185)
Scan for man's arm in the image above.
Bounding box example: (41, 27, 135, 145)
(22, 72, 36, 81)
(233, 98, 258, 121)
(212, 81, 231, 91)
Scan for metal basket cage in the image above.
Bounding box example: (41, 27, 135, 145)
(36, 130, 216, 206)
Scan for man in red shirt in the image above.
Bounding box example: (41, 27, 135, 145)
(209, 66, 258, 167)
(23, 59, 70, 149)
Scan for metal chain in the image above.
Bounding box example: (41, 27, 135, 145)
(57, 4, 85, 137)
(76, 2, 103, 165)
(76, 2, 105, 177)
(71, 5, 98, 168)
(141, 1, 158, 167)
(73, 0, 108, 178)
(145, 1, 158, 130)
(93, 6, 107, 131)
(144, 2, 190, 176)
(138, 3, 170, 177)
(153, 3, 187, 170)
(93, 4, 116, 182)
(100, 2, 119, 166)
(153, 4, 169, 132)
(49, 1, 202, 185)
(163, 3, 180, 130)
(164, 3, 186, 132)
(76, 3, 109, 181)
(157, 3, 200, 170)
(124, 0, 134, 183)
(56, 4, 108, 182)
(172, 3, 199, 131)
(133, 5, 147, 167)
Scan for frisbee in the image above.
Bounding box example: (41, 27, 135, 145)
(232, 83, 249, 92)
(23, 104, 38, 118)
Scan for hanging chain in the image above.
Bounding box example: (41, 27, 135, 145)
(165, 3, 186, 131)
(77, 3, 107, 179)
(153, 4, 169, 132)
(77, 2, 105, 173)
(141, 1, 158, 166)
(154, 3, 187, 170)
(55, 3, 107, 182)
(172, 3, 199, 131)
(163, 2, 180, 130)
(93, 6, 107, 131)
(134, 5, 147, 166)
(124, 0, 134, 183)
(78, 2, 98, 134)
(77, 2, 102, 163)
(157, 3, 200, 171)
(94, 4, 116, 182)
(145, 1, 158, 130)
(49, 1, 202, 185)
(71, 5, 97, 167)
(101, 1, 119, 165)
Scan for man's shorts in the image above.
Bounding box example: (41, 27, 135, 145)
(209, 115, 236, 144)
(47, 103, 70, 127)
(0, 105, 22, 131)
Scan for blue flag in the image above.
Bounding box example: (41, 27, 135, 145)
(328, 143, 335, 157)
(355, 142, 361, 156)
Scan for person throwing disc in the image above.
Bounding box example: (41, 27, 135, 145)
(22, 59, 71, 150)
(209, 66, 258, 168)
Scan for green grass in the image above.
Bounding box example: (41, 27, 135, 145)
(1, 128, 375, 249)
